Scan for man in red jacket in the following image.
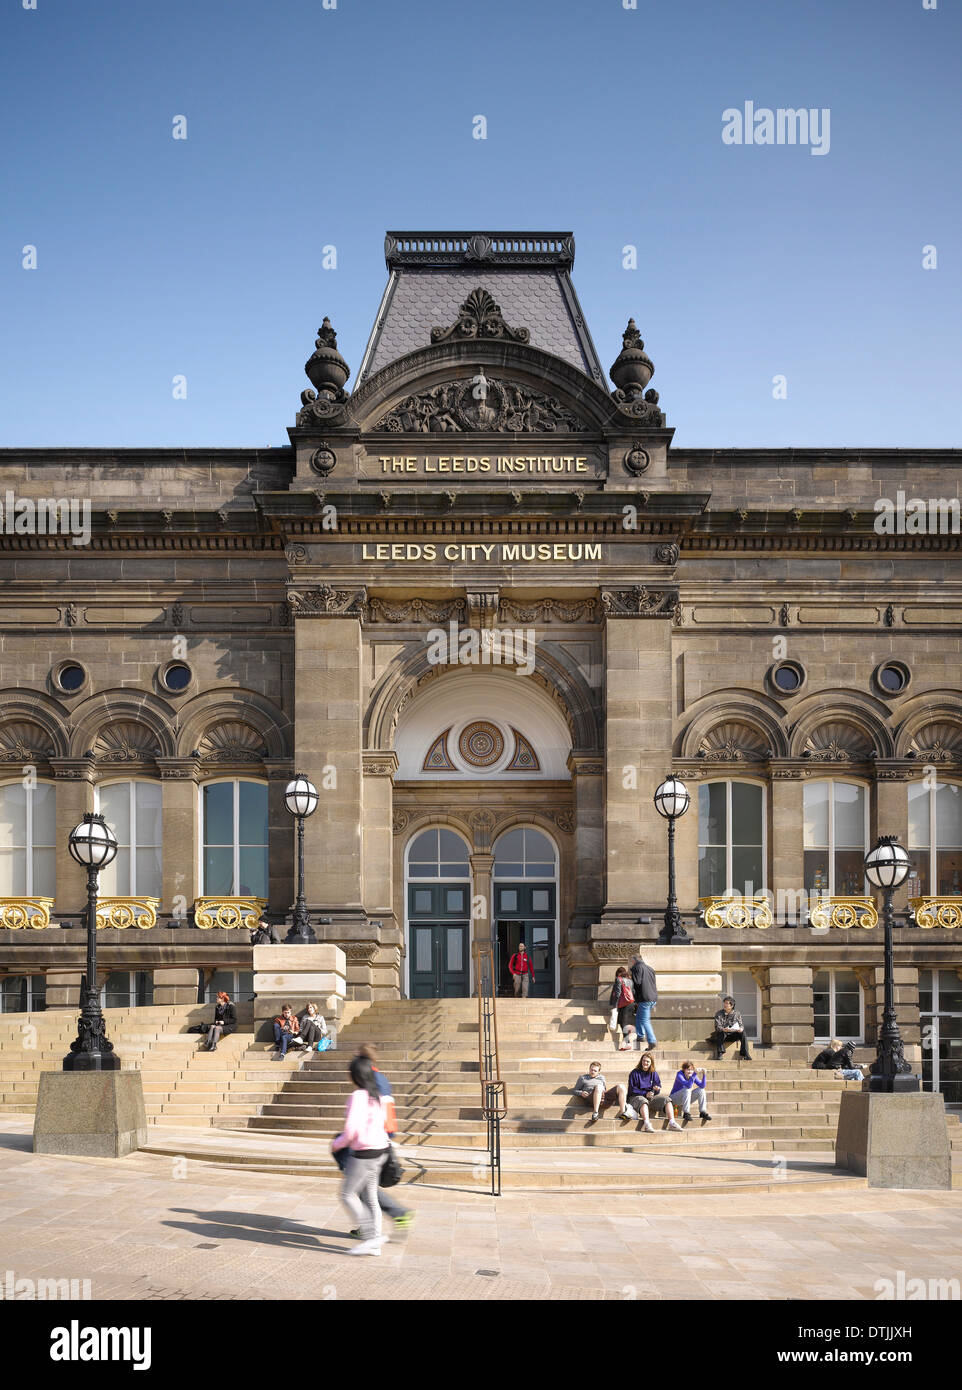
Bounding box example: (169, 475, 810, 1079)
(509, 941, 535, 997)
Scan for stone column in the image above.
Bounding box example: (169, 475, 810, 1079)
(252, 943, 347, 1043)
(763, 964, 814, 1059)
(361, 752, 397, 921)
(567, 754, 604, 931)
(157, 759, 199, 922)
(50, 760, 94, 919)
(469, 851, 494, 943)
(152, 967, 200, 1007)
(44, 969, 83, 1011)
(601, 594, 676, 919)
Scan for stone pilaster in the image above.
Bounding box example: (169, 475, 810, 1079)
(151, 967, 200, 1006)
(469, 851, 494, 945)
(857, 963, 921, 1061)
(157, 758, 200, 921)
(763, 964, 814, 1058)
(361, 751, 398, 923)
(601, 598, 675, 917)
(876, 774, 911, 915)
(770, 773, 805, 920)
(50, 759, 94, 919)
(264, 762, 295, 920)
(567, 753, 604, 932)
(44, 969, 83, 1011)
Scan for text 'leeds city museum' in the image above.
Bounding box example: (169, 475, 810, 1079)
(1, 232, 960, 1092)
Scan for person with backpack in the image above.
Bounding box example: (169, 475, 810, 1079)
(509, 941, 535, 997)
(630, 953, 658, 1051)
(609, 966, 637, 1051)
(331, 1056, 392, 1256)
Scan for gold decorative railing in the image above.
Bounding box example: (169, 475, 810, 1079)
(809, 896, 878, 929)
(95, 896, 160, 930)
(909, 896, 962, 929)
(0, 897, 54, 930)
(193, 896, 267, 931)
(698, 895, 773, 929)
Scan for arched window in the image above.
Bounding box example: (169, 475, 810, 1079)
(907, 781, 962, 895)
(96, 781, 162, 898)
(493, 827, 556, 879)
(803, 780, 868, 895)
(201, 780, 268, 897)
(698, 781, 765, 896)
(0, 781, 55, 896)
(407, 828, 470, 880)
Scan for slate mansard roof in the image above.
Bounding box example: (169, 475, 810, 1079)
(355, 232, 607, 387)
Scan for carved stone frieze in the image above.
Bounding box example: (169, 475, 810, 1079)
(499, 597, 598, 624)
(373, 372, 585, 434)
(654, 543, 679, 565)
(341, 941, 380, 964)
(288, 586, 366, 617)
(366, 596, 466, 624)
(600, 586, 678, 618)
(430, 287, 530, 346)
(590, 941, 640, 963)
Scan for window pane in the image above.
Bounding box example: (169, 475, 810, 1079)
(731, 783, 763, 846)
(446, 928, 463, 972)
(102, 846, 131, 897)
(731, 846, 763, 896)
(0, 848, 26, 895)
(203, 846, 233, 895)
(834, 850, 864, 897)
(907, 850, 928, 897)
(499, 889, 518, 913)
(135, 847, 162, 898)
(0, 785, 26, 850)
(907, 782, 930, 848)
(238, 845, 268, 898)
(531, 889, 550, 913)
(525, 861, 554, 879)
(32, 783, 55, 846)
(833, 784, 865, 849)
(207, 970, 234, 1003)
(698, 846, 726, 897)
(410, 830, 438, 865)
(803, 782, 830, 848)
(413, 889, 432, 913)
(203, 783, 233, 846)
(438, 829, 467, 863)
(1, 977, 27, 1013)
(494, 828, 524, 861)
(445, 888, 465, 914)
(439, 862, 465, 878)
(935, 783, 962, 847)
(136, 782, 163, 845)
(495, 862, 523, 879)
(937, 970, 962, 1015)
(103, 971, 131, 1009)
(698, 783, 727, 845)
(237, 971, 254, 1000)
(408, 864, 433, 878)
(919, 969, 933, 1014)
(100, 784, 131, 845)
(238, 782, 268, 846)
(415, 928, 432, 972)
(804, 850, 830, 894)
(31, 847, 55, 897)
(936, 850, 962, 896)
(522, 828, 553, 863)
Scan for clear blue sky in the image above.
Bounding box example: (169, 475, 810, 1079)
(1, 0, 959, 449)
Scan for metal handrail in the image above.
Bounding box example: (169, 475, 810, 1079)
(473, 938, 506, 1196)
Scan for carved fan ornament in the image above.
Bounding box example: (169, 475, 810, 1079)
(0, 720, 56, 761)
(698, 721, 768, 762)
(803, 722, 874, 762)
(197, 722, 268, 763)
(374, 373, 585, 434)
(430, 288, 530, 345)
(909, 722, 962, 762)
(92, 721, 161, 763)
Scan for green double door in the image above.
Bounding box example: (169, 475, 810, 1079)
(494, 882, 556, 998)
(408, 881, 471, 998)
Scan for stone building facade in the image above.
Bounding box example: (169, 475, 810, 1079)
(1, 231, 960, 1095)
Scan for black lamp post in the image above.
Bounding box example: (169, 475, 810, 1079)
(284, 773, 319, 943)
(654, 775, 691, 945)
(863, 834, 918, 1093)
(64, 812, 119, 1071)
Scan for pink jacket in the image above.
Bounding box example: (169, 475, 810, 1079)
(331, 1088, 390, 1153)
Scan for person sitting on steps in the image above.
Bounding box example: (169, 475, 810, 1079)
(712, 996, 753, 1060)
(272, 1003, 300, 1059)
(297, 1001, 329, 1049)
(669, 1059, 712, 1123)
(572, 1060, 635, 1122)
(204, 991, 235, 1052)
(627, 1051, 682, 1131)
(812, 1038, 864, 1081)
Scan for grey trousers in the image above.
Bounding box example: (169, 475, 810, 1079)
(341, 1152, 388, 1241)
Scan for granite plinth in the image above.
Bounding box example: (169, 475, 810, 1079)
(835, 1090, 952, 1190)
(33, 1070, 147, 1159)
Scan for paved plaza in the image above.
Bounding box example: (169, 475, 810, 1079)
(1, 1119, 960, 1303)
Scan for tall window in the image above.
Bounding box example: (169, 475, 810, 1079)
(97, 781, 162, 898)
(803, 781, 867, 894)
(205, 969, 254, 1004)
(493, 827, 556, 879)
(907, 781, 962, 896)
(100, 971, 153, 1009)
(202, 781, 268, 897)
(813, 969, 863, 1041)
(0, 782, 55, 896)
(698, 781, 765, 896)
(1, 975, 46, 1013)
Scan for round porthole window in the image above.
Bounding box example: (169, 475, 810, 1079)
(160, 661, 192, 694)
(769, 661, 806, 696)
(53, 661, 87, 695)
(875, 662, 910, 696)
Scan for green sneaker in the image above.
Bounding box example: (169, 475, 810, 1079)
(348, 1228, 361, 1239)
(393, 1211, 415, 1230)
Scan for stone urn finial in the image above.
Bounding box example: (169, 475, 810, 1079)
(609, 318, 655, 397)
(305, 317, 350, 395)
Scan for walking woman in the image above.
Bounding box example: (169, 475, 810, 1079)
(204, 991, 236, 1052)
(609, 966, 636, 1051)
(331, 1056, 391, 1257)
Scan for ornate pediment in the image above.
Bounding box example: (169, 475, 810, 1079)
(373, 372, 586, 434)
(430, 288, 530, 345)
(600, 586, 678, 618)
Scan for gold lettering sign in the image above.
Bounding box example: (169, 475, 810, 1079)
(359, 541, 603, 562)
(377, 455, 590, 475)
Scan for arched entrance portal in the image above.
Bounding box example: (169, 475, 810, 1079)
(493, 826, 558, 997)
(405, 828, 472, 997)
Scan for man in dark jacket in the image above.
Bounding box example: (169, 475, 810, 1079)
(250, 918, 280, 946)
(712, 996, 752, 1060)
(630, 954, 658, 1051)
